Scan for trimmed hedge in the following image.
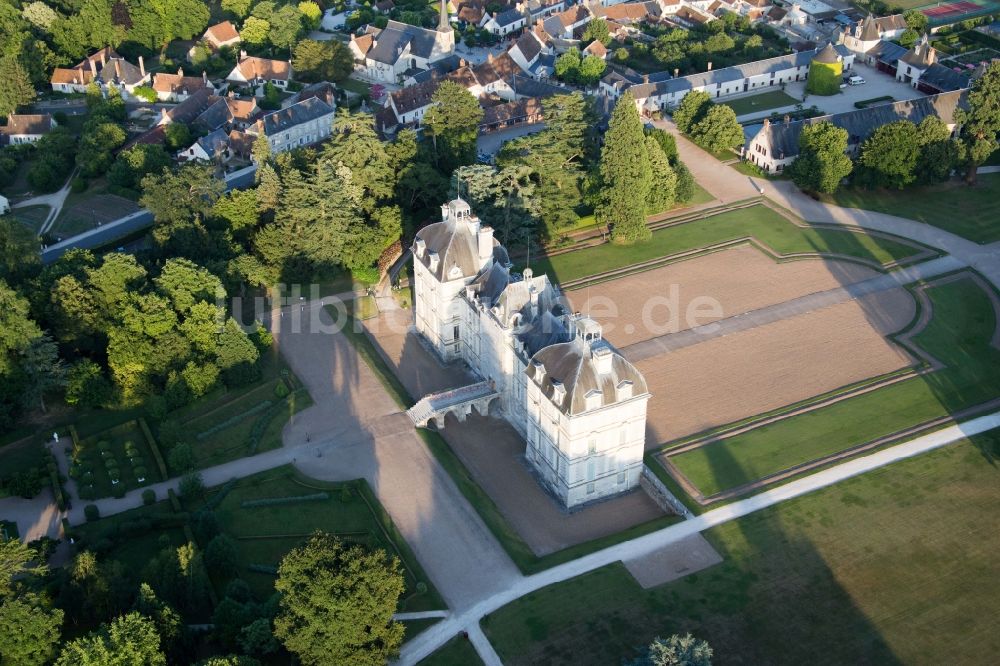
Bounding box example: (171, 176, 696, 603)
(196, 401, 272, 440)
(203, 477, 240, 510)
(247, 564, 278, 575)
(167, 487, 183, 512)
(68, 425, 82, 455)
(854, 95, 894, 109)
(142, 488, 156, 505)
(246, 395, 298, 455)
(139, 418, 170, 479)
(240, 492, 329, 508)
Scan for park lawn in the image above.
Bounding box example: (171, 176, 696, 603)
(535, 204, 922, 285)
(74, 499, 188, 573)
(553, 184, 716, 235)
(160, 354, 311, 471)
(402, 618, 439, 644)
(349, 294, 379, 320)
(418, 633, 485, 666)
(719, 90, 799, 116)
(669, 275, 1000, 497)
(483, 433, 1000, 665)
(12, 204, 50, 232)
(73, 419, 164, 499)
(202, 465, 446, 612)
(826, 173, 1000, 244)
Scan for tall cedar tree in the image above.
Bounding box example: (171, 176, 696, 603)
(645, 136, 677, 214)
(423, 81, 484, 174)
(955, 62, 1000, 184)
(273, 533, 405, 666)
(598, 92, 653, 244)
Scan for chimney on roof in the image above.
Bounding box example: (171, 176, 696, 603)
(707, 61, 712, 71)
(178, 67, 184, 77)
(643, 73, 649, 83)
(100, 51, 106, 66)
(89, 57, 98, 77)
(114, 60, 121, 80)
(674, 68, 679, 78)
(763, 117, 770, 127)
(488, 52, 494, 63)
(203, 71, 208, 84)
(783, 114, 790, 125)
(240, 50, 247, 61)
(138, 56, 145, 77)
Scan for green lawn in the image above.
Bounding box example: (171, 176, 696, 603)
(669, 275, 1000, 497)
(200, 465, 446, 611)
(827, 174, 1000, 244)
(719, 90, 799, 116)
(418, 633, 485, 666)
(74, 499, 188, 573)
(534, 204, 924, 285)
(483, 433, 1000, 665)
(11, 204, 50, 232)
(159, 355, 312, 472)
(554, 184, 716, 236)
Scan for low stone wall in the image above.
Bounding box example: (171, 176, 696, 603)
(640, 466, 693, 519)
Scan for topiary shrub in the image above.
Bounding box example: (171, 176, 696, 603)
(274, 380, 290, 399)
(84, 504, 100, 521)
(142, 488, 156, 505)
(134, 466, 148, 482)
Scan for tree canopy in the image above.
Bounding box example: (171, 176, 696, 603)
(955, 61, 1000, 184)
(598, 92, 653, 244)
(786, 121, 853, 194)
(423, 81, 484, 174)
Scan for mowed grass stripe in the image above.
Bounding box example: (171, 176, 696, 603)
(535, 204, 921, 285)
(669, 276, 1000, 496)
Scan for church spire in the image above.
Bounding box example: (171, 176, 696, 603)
(438, 0, 449, 31)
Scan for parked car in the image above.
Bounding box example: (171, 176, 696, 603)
(848, 75, 866, 85)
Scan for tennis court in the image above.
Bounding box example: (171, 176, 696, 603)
(918, 0, 1000, 25)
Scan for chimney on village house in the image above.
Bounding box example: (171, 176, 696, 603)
(239, 50, 247, 61)
(783, 114, 790, 125)
(203, 71, 208, 84)
(674, 68, 679, 77)
(89, 57, 98, 77)
(178, 67, 184, 77)
(763, 117, 770, 128)
(707, 61, 712, 71)
(100, 50, 106, 67)
(138, 55, 145, 77)
(477, 224, 494, 260)
(643, 73, 649, 83)
(114, 60, 121, 80)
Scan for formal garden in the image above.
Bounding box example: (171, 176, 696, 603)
(69, 418, 165, 500)
(481, 433, 1000, 665)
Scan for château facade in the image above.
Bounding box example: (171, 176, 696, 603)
(412, 198, 650, 509)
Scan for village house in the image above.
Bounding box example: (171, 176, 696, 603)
(507, 24, 556, 77)
(226, 53, 293, 96)
(602, 44, 855, 114)
(743, 89, 968, 172)
(49, 48, 150, 98)
(152, 68, 216, 102)
(481, 7, 529, 35)
(542, 4, 594, 40)
(0, 114, 56, 145)
(245, 96, 335, 156)
(411, 197, 650, 509)
(349, 2, 457, 84)
(189, 21, 241, 58)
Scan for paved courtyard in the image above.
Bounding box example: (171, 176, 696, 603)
(364, 308, 667, 556)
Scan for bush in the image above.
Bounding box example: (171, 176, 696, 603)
(134, 466, 148, 481)
(70, 177, 87, 193)
(273, 380, 290, 399)
(205, 534, 239, 576)
(142, 488, 157, 505)
(8, 471, 43, 498)
(168, 443, 195, 473)
(132, 85, 158, 103)
(179, 472, 204, 498)
(192, 510, 219, 543)
(84, 504, 100, 521)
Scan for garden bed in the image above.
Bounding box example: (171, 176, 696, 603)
(71, 420, 165, 499)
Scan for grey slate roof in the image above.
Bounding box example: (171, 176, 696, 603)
(626, 45, 851, 99)
(193, 98, 231, 131)
(868, 40, 908, 65)
(526, 337, 647, 415)
(368, 20, 441, 64)
(413, 200, 492, 281)
(814, 42, 839, 64)
(756, 90, 968, 158)
(256, 97, 334, 135)
(195, 128, 230, 156)
(494, 7, 525, 26)
(919, 63, 970, 92)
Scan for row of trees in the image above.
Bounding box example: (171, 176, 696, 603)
(789, 63, 1000, 193)
(672, 90, 746, 153)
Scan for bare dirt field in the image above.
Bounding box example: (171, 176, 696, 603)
(639, 288, 917, 445)
(566, 245, 879, 348)
(362, 309, 666, 556)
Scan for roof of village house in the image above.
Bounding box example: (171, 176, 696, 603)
(252, 96, 334, 136)
(512, 29, 544, 63)
(549, 3, 591, 30)
(901, 35, 936, 68)
(153, 70, 211, 94)
(367, 20, 442, 64)
(813, 42, 840, 64)
(163, 88, 221, 124)
(867, 39, 908, 65)
(0, 114, 53, 136)
(352, 33, 374, 56)
(596, 2, 656, 22)
(51, 47, 147, 86)
(624, 45, 851, 99)
(193, 128, 231, 157)
(228, 129, 254, 154)
(290, 81, 337, 106)
(481, 96, 544, 125)
(492, 7, 526, 26)
(193, 98, 232, 131)
(226, 96, 260, 120)
(233, 56, 291, 81)
(204, 21, 240, 46)
(859, 15, 881, 41)
(875, 13, 907, 32)
(754, 90, 968, 158)
(768, 5, 787, 21)
(511, 73, 564, 97)
(583, 40, 608, 58)
(919, 63, 972, 92)
(526, 333, 647, 415)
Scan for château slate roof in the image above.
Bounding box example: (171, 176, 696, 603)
(813, 42, 840, 64)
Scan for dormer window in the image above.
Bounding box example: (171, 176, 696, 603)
(428, 251, 439, 272)
(532, 359, 546, 382)
(584, 389, 602, 411)
(551, 379, 566, 403)
(448, 265, 463, 280)
(617, 379, 634, 400)
(415, 238, 426, 257)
